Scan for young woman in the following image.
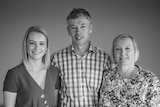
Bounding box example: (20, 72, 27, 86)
(3, 26, 60, 107)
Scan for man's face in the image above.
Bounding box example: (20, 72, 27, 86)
(67, 15, 92, 47)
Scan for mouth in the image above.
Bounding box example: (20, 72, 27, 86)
(32, 51, 42, 55)
(75, 36, 83, 41)
(120, 57, 127, 61)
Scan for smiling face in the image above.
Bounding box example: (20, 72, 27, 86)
(114, 37, 135, 67)
(67, 15, 92, 47)
(27, 32, 47, 61)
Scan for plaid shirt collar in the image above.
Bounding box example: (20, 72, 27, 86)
(69, 41, 97, 54)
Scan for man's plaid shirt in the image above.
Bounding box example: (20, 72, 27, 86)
(51, 43, 110, 107)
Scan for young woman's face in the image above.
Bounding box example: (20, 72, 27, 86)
(67, 15, 92, 47)
(27, 32, 47, 61)
(114, 38, 135, 66)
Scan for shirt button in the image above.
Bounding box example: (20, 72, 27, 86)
(41, 94, 45, 98)
(44, 100, 47, 104)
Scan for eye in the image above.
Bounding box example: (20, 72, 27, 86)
(81, 25, 86, 29)
(29, 42, 34, 45)
(70, 26, 76, 30)
(28, 41, 35, 45)
(115, 47, 120, 51)
(40, 42, 46, 46)
(125, 47, 130, 50)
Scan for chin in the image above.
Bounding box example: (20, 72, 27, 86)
(32, 55, 44, 60)
(118, 62, 128, 66)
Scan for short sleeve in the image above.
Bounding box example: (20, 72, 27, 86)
(55, 68, 61, 89)
(3, 69, 18, 92)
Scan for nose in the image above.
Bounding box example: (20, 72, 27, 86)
(76, 27, 81, 34)
(34, 43, 40, 50)
(121, 49, 126, 56)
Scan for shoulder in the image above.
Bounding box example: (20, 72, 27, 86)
(7, 63, 25, 75)
(137, 65, 160, 82)
(93, 45, 107, 53)
(3, 63, 25, 91)
(5, 63, 26, 82)
(92, 45, 109, 57)
(138, 65, 156, 77)
(103, 67, 117, 78)
(51, 45, 71, 58)
(48, 65, 60, 75)
(49, 65, 59, 71)
(92, 45, 111, 68)
(48, 65, 60, 83)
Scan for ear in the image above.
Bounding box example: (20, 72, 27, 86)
(89, 24, 93, 34)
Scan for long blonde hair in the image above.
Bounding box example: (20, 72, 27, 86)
(22, 26, 50, 70)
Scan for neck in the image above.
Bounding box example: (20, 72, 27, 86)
(27, 59, 44, 72)
(117, 64, 136, 79)
(73, 42, 90, 56)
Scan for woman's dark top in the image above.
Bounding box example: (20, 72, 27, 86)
(3, 63, 60, 107)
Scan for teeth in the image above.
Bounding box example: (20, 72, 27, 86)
(120, 58, 126, 60)
(76, 37, 82, 40)
(33, 52, 41, 55)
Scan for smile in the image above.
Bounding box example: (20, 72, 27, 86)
(120, 57, 127, 61)
(76, 36, 83, 40)
(32, 51, 42, 55)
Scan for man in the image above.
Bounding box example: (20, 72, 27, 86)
(51, 8, 110, 107)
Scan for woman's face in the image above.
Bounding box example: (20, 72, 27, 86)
(27, 32, 47, 61)
(114, 38, 135, 66)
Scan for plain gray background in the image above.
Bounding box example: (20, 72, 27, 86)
(0, 0, 160, 105)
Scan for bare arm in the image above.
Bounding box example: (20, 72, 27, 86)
(3, 91, 17, 107)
